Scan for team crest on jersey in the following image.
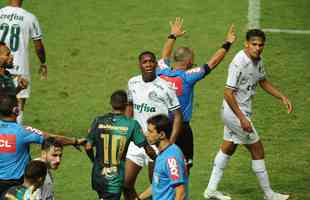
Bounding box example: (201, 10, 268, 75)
(0, 134, 16, 153)
(167, 157, 180, 180)
(149, 91, 165, 104)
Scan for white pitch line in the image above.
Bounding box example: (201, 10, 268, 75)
(248, 0, 260, 29)
(263, 28, 310, 34)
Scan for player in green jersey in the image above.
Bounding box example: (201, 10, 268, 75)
(85, 90, 156, 200)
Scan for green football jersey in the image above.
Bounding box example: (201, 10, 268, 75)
(3, 185, 37, 200)
(87, 113, 147, 194)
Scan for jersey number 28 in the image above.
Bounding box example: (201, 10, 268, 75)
(0, 23, 20, 52)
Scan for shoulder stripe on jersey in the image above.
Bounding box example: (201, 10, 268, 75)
(225, 85, 238, 90)
(32, 35, 42, 40)
(24, 126, 43, 135)
(168, 105, 180, 111)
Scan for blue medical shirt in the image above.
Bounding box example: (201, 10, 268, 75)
(152, 144, 188, 200)
(0, 120, 44, 180)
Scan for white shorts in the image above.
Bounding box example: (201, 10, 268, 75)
(126, 142, 158, 167)
(221, 108, 260, 144)
(13, 75, 31, 98)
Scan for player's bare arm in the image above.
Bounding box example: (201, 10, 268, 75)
(207, 24, 236, 69)
(161, 17, 186, 60)
(85, 143, 95, 162)
(259, 79, 293, 113)
(34, 39, 47, 80)
(224, 87, 253, 133)
(174, 184, 186, 200)
(169, 109, 183, 143)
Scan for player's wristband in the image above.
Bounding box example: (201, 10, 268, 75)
(168, 34, 177, 40)
(221, 41, 232, 51)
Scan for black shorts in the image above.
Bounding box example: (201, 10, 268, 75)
(91, 167, 122, 200)
(175, 122, 193, 167)
(96, 191, 121, 200)
(0, 177, 23, 198)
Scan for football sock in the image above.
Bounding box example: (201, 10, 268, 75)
(206, 150, 231, 191)
(17, 111, 23, 124)
(252, 159, 273, 198)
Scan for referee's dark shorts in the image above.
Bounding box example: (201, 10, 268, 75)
(175, 122, 194, 169)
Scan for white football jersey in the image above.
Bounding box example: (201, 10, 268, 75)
(223, 50, 266, 113)
(128, 75, 180, 133)
(0, 6, 42, 76)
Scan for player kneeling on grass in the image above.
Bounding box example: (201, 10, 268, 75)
(2, 160, 47, 200)
(146, 114, 188, 200)
(84, 90, 156, 200)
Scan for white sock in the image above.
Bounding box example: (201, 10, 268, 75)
(206, 150, 231, 191)
(17, 111, 23, 124)
(252, 159, 274, 197)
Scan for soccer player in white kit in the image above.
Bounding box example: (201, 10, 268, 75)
(203, 29, 293, 200)
(123, 51, 183, 200)
(0, 0, 48, 123)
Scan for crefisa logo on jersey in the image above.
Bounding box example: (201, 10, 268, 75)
(167, 157, 180, 180)
(134, 103, 156, 113)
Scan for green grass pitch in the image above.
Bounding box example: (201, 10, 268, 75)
(1, 0, 309, 199)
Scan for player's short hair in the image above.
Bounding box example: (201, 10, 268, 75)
(24, 160, 47, 184)
(41, 137, 63, 151)
(0, 93, 17, 117)
(138, 51, 156, 62)
(173, 47, 193, 62)
(147, 114, 172, 139)
(0, 41, 6, 47)
(246, 29, 266, 42)
(110, 90, 128, 111)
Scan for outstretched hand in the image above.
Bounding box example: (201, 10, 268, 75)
(225, 24, 236, 44)
(240, 117, 253, 133)
(73, 138, 87, 152)
(170, 17, 186, 38)
(18, 77, 28, 89)
(281, 96, 293, 114)
(39, 64, 48, 80)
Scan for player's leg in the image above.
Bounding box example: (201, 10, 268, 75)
(123, 159, 142, 200)
(175, 122, 193, 174)
(124, 142, 145, 200)
(204, 139, 236, 200)
(15, 76, 30, 124)
(138, 152, 155, 199)
(204, 109, 245, 200)
(245, 141, 289, 200)
(98, 191, 122, 200)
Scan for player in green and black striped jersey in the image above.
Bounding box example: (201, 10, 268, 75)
(85, 90, 156, 200)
